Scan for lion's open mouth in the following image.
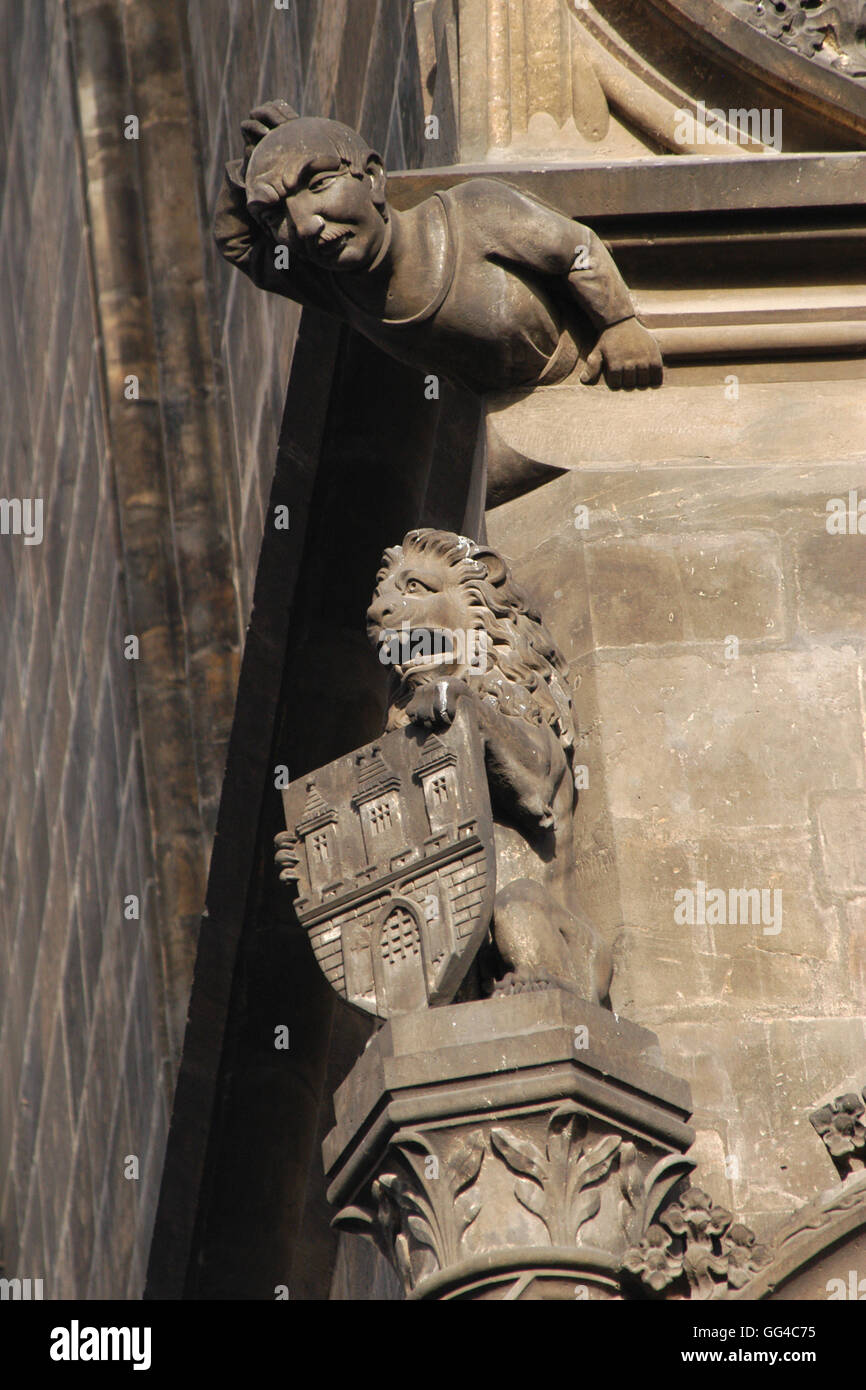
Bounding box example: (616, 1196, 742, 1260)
(378, 627, 456, 675)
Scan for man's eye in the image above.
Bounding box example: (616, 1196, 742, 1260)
(310, 174, 338, 192)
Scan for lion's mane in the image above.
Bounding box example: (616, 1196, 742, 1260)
(376, 529, 578, 775)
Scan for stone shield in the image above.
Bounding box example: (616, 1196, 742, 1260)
(280, 704, 496, 1019)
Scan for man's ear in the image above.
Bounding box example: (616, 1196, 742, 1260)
(366, 155, 387, 211)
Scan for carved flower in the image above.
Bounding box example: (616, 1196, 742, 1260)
(811, 1092, 866, 1168)
(660, 1187, 732, 1243)
(622, 1224, 683, 1292)
(722, 1223, 773, 1290)
(624, 1185, 773, 1300)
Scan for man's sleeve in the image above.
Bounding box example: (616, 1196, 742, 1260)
(213, 160, 336, 313)
(464, 180, 636, 329)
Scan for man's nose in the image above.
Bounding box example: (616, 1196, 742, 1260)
(288, 202, 324, 241)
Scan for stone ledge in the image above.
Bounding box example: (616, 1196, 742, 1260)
(324, 991, 694, 1188)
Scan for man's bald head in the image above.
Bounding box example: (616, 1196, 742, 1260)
(245, 115, 384, 212)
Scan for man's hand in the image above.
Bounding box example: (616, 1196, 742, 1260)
(214, 100, 297, 275)
(240, 99, 297, 168)
(580, 316, 663, 390)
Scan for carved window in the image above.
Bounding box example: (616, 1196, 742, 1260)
(369, 801, 393, 834)
(310, 830, 330, 862)
(430, 774, 449, 804)
(380, 907, 420, 962)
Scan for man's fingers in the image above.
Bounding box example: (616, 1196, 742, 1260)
(241, 101, 297, 152)
(241, 118, 272, 146)
(248, 99, 297, 127)
(579, 347, 604, 385)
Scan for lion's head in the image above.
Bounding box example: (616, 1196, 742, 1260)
(366, 528, 577, 771)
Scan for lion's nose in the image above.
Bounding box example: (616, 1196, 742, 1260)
(366, 598, 395, 629)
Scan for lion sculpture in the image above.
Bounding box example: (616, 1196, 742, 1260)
(363, 528, 612, 1006)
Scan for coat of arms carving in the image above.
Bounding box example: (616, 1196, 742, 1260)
(279, 705, 495, 1019)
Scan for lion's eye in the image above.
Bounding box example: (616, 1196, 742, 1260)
(404, 578, 430, 594)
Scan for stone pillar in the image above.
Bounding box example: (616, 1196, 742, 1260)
(324, 990, 694, 1299)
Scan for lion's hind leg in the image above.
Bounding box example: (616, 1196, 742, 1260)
(491, 878, 612, 1007)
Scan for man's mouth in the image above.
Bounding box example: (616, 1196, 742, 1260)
(315, 228, 353, 258)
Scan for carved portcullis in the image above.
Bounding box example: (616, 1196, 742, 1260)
(324, 991, 694, 1299)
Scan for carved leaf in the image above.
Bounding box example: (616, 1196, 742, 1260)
(378, 1173, 430, 1221)
(574, 1134, 621, 1190)
(331, 1205, 375, 1237)
(514, 1177, 549, 1226)
(450, 1130, 485, 1196)
(639, 1154, 697, 1233)
(394, 1129, 435, 1157)
(572, 1189, 602, 1235)
(407, 1214, 439, 1253)
(454, 1186, 482, 1234)
(546, 1128, 569, 1176)
(395, 1233, 413, 1287)
(619, 1142, 643, 1208)
(546, 1104, 586, 1171)
(490, 1127, 546, 1182)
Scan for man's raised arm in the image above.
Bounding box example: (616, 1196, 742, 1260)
(213, 102, 331, 311)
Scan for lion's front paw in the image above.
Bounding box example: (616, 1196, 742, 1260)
(274, 830, 300, 883)
(405, 678, 471, 729)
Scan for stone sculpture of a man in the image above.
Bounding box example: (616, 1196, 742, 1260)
(215, 100, 663, 396)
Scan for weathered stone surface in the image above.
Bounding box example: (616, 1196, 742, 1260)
(815, 793, 866, 895)
(486, 418, 866, 1232)
(325, 991, 694, 1299)
(488, 378, 866, 471)
(584, 533, 785, 647)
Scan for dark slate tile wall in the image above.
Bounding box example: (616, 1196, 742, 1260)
(0, 2, 171, 1299)
(185, 0, 439, 616)
(0, 0, 451, 1302)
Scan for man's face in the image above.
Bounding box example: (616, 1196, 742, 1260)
(248, 153, 388, 273)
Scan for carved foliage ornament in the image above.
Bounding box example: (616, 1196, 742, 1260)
(334, 1104, 653, 1296)
(622, 1186, 773, 1300)
(810, 1084, 866, 1178)
(488, 1105, 630, 1247)
(725, 1, 866, 80)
